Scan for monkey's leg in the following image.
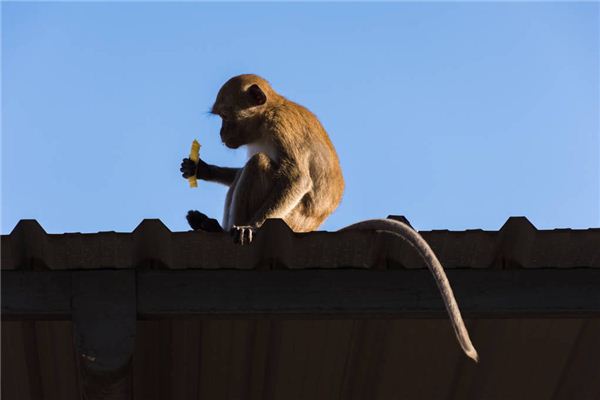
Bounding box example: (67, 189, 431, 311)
(231, 153, 275, 224)
(222, 170, 244, 230)
(229, 153, 276, 243)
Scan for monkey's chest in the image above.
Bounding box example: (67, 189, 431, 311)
(246, 141, 279, 163)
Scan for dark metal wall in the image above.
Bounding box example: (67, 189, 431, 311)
(3, 318, 600, 400)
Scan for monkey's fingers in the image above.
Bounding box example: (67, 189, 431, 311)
(181, 158, 196, 169)
(181, 158, 197, 167)
(180, 159, 198, 178)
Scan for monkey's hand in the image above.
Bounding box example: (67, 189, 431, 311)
(186, 210, 224, 232)
(231, 225, 257, 246)
(180, 158, 212, 180)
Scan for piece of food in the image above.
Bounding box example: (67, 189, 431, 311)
(188, 139, 201, 188)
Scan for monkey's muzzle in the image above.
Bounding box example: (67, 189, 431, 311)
(221, 135, 242, 149)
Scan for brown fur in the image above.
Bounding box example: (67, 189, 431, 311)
(208, 74, 344, 232)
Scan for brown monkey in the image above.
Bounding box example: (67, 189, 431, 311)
(180, 74, 478, 362)
(181, 74, 344, 242)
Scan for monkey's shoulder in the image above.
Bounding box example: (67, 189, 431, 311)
(268, 100, 324, 132)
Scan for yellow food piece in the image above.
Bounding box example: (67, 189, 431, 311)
(188, 139, 201, 188)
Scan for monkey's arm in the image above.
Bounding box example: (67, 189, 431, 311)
(204, 164, 240, 186)
(232, 163, 311, 245)
(181, 158, 240, 187)
(251, 160, 312, 227)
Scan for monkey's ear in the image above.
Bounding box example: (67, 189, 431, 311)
(248, 84, 267, 106)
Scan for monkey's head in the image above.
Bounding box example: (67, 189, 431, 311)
(211, 74, 278, 149)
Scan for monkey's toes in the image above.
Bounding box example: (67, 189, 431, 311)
(232, 225, 255, 245)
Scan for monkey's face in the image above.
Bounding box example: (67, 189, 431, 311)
(220, 116, 261, 149)
(211, 76, 270, 149)
(219, 117, 262, 149)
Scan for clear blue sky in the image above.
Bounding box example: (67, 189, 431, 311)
(2, 2, 598, 234)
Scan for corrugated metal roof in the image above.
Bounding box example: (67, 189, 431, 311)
(2, 217, 600, 400)
(2, 217, 599, 270)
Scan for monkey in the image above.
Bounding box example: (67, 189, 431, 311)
(181, 74, 344, 242)
(180, 74, 478, 362)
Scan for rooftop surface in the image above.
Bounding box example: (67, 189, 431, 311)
(2, 216, 599, 270)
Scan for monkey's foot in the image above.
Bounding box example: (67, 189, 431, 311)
(186, 210, 223, 232)
(231, 225, 256, 245)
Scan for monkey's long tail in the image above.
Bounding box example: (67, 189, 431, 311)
(341, 219, 479, 363)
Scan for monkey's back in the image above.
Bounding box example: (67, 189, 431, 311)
(273, 99, 345, 231)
